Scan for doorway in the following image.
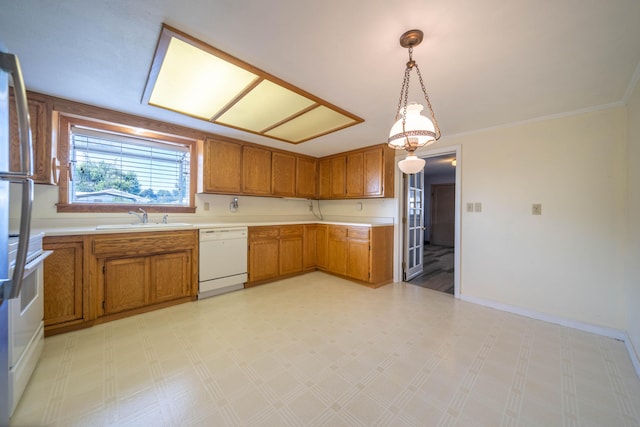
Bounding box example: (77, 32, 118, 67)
(403, 152, 458, 295)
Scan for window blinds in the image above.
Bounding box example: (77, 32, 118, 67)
(70, 126, 190, 205)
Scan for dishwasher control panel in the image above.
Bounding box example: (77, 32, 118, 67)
(199, 227, 247, 241)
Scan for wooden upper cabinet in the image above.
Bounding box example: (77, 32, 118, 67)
(318, 158, 331, 199)
(9, 91, 53, 184)
(242, 146, 271, 195)
(200, 138, 242, 193)
(271, 152, 296, 197)
(363, 148, 384, 196)
(346, 152, 364, 197)
(296, 157, 317, 199)
(318, 144, 394, 200)
(330, 156, 346, 197)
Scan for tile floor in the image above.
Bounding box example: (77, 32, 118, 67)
(10, 272, 640, 426)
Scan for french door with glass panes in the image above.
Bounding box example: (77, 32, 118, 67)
(404, 171, 424, 280)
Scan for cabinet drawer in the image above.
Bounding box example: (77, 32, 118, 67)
(93, 231, 196, 257)
(279, 225, 303, 237)
(249, 227, 279, 240)
(328, 226, 347, 239)
(348, 227, 369, 240)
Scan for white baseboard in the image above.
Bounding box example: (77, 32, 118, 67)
(459, 294, 640, 379)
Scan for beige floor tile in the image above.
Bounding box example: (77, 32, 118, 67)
(9, 272, 640, 426)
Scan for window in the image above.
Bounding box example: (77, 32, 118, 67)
(56, 115, 197, 213)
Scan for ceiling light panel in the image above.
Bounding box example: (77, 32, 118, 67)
(143, 25, 363, 144)
(265, 105, 358, 143)
(216, 80, 316, 132)
(148, 37, 259, 120)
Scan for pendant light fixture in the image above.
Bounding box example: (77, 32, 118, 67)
(388, 29, 441, 174)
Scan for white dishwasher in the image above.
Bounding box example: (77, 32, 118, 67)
(198, 227, 248, 299)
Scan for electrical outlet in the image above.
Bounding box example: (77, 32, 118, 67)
(466, 203, 474, 213)
(532, 203, 542, 215)
(204, 202, 210, 211)
(308, 201, 313, 211)
(474, 202, 482, 213)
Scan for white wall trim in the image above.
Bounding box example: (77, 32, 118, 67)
(460, 294, 640, 379)
(624, 334, 640, 379)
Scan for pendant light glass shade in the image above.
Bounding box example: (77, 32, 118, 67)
(388, 103, 437, 150)
(398, 154, 426, 174)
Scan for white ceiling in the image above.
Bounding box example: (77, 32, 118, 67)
(2, 0, 639, 158)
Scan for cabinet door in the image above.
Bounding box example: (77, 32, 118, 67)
(271, 152, 296, 197)
(347, 238, 370, 282)
(316, 225, 328, 269)
(248, 238, 279, 283)
(330, 156, 346, 197)
(327, 226, 348, 275)
(303, 225, 317, 270)
(150, 251, 191, 303)
(9, 91, 52, 184)
(318, 158, 332, 199)
(363, 148, 384, 196)
(242, 146, 272, 195)
(279, 226, 303, 275)
(103, 256, 149, 314)
(296, 157, 317, 199)
(346, 152, 364, 197)
(202, 139, 242, 193)
(43, 239, 84, 327)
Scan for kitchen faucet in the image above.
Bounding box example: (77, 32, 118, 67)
(128, 208, 148, 223)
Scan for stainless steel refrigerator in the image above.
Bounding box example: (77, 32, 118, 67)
(0, 45, 34, 426)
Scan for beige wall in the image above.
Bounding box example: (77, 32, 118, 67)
(625, 80, 640, 361)
(418, 107, 628, 330)
(13, 180, 396, 229)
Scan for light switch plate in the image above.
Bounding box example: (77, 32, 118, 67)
(532, 203, 542, 215)
(474, 202, 482, 212)
(466, 203, 474, 213)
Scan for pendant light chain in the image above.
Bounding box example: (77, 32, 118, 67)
(414, 64, 441, 139)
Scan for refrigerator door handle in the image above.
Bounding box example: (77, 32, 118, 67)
(0, 52, 34, 300)
(0, 52, 33, 178)
(2, 178, 33, 300)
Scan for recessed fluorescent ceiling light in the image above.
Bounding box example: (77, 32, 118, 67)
(142, 25, 363, 144)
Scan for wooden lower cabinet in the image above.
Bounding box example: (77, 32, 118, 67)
(279, 226, 303, 275)
(322, 225, 393, 287)
(151, 251, 192, 303)
(102, 256, 148, 314)
(347, 235, 370, 282)
(43, 235, 87, 334)
(248, 223, 393, 288)
(248, 228, 279, 283)
(316, 225, 328, 269)
(94, 231, 197, 319)
(43, 230, 197, 335)
(327, 226, 348, 276)
(100, 250, 192, 315)
(247, 225, 304, 286)
(303, 225, 317, 270)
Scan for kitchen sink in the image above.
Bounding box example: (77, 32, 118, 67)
(96, 223, 193, 230)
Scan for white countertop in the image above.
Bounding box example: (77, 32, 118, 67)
(37, 219, 394, 237)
